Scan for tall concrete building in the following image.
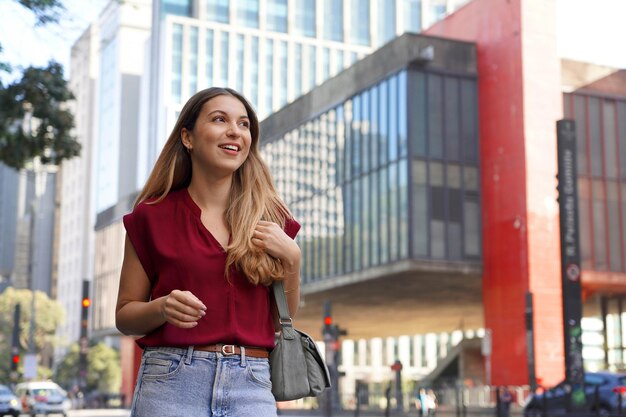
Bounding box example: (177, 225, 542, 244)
(0, 163, 57, 296)
(93, 0, 153, 214)
(0, 164, 19, 291)
(55, 23, 100, 363)
(55, 0, 152, 365)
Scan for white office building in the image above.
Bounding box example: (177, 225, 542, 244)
(55, 24, 100, 362)
(141, 0, 470, 184)
(55, 0, 152, 364)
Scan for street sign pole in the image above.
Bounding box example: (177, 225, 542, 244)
(556, 119, 585, 411)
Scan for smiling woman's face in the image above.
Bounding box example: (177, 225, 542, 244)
(181, 94, 252, 178)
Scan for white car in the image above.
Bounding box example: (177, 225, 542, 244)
(15, 381, 71, 417)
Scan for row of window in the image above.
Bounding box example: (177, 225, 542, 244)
(262, 70, 481, 281)
(169, 23, 367, 117)
(565, 93, 626, 273)
(349, 329, 482, 369)
(195, 0, 461, 46)
(565, 94, 626, 180)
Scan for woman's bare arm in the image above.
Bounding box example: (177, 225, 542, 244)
(115, 235, 206, 336)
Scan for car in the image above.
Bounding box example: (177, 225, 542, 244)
(523, 372, 626, 417)
(15, 381, 71, 417)
(0, 384, 22, 417)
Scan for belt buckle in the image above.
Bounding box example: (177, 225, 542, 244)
(221, 344, 236, 355)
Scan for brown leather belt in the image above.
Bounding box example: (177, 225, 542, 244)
(194, 344, 269, 358)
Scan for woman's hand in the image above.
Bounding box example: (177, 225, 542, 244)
(251, 220, 301, 266)
(161, 289, 207, 328)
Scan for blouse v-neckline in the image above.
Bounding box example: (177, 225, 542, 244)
(181, 188, 230, 252)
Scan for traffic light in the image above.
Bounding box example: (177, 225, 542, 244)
(79, 280, 91, 389)
(11, 353, 20, 369)
(11, 304, 21, 378)
(323, 301, 333, 338)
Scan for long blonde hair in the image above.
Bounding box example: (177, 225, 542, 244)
(136, 87, 291, 286)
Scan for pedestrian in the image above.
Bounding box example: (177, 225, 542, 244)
(498, 386, 513, 417)
(115, 87, 302, 417)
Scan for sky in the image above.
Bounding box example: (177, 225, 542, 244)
(0, 0, 624, 81)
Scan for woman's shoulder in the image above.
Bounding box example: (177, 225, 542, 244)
(128, 189, 186, 218)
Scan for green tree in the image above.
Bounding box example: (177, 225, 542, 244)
(56, 343, 121, 393)
(0, 0, 79, 170)
(0, 287, 65, 381)
(17, 0, 66, 25)
(0, 62, 79, 169)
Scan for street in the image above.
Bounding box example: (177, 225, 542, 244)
(57, 409, 500, 417)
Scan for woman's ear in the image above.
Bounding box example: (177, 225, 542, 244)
(181, 128, 192, 150)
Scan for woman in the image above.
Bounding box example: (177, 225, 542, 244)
(115, 87, 301, 416)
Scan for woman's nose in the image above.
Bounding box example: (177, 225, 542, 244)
(226, 122, 241, 136)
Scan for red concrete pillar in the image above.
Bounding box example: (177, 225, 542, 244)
(425, 0, 564, 386)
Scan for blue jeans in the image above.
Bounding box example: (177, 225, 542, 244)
(131, 346, 277, 417)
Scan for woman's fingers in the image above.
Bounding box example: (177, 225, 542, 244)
(162, 290, 206, 328)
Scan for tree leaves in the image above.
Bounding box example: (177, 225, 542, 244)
(0, 287, 65, 381)
(18, 0, 66, 26)
(55, 342, 122, 392)
(0, 61, 80, 169)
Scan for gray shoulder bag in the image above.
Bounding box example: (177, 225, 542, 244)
(270, 281, 331, 401)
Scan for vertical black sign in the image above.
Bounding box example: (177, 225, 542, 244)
(556, 120, 585, 408)
(525, 293, 537, 393)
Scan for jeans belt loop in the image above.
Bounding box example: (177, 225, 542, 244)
(239, 346, 247, 367)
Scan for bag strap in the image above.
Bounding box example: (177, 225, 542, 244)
(272, 281, 293, 329)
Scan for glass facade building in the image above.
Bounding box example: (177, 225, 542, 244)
(564, 93, 626, 273)
(260, 34, 480, 283)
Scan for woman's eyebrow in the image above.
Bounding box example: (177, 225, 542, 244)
(206, 110, 249, 119)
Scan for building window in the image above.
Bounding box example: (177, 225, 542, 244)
(206, 0, 230, 23)
(189, 27, 198, 94)
(278, 41, 288, 107)
(235, 0, 259, 28)
(377, 0, 396, 45)
(171, 24, 183, 103)
(444, 77, 460, 160)
(266, 0, 288, 32)
(294, 0, 316, 37)
(424, 0, 446, 29)
(399, 159, 409, 259)
(592, 179, 608, 270)
(460, 79, 478, 163)
(219, 32, 229, 87)
(403, 0, 421, 33)
(389, 161, 399, 260)
(350, 0, 370, 45)
(294, 44, 303, 97)
(235, 34, 245, 93)
(322, 48, 330, 82)
(162, 0, 192, 17)
(205, 30, 214, 86)
(249, 36, 259, 108)
(307, 45, 317, 90)
(427, 74, 443, 158)
(323, 0, 343, 41)
(430, 162, 445, 259)
(265, 39, 274, 112)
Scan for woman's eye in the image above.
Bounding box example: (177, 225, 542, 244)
(239, 121, 250, 128)
(213, 116, 225, 122)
